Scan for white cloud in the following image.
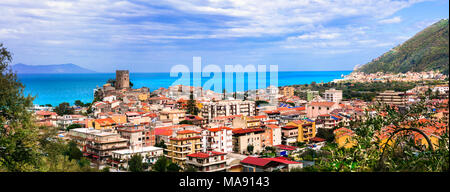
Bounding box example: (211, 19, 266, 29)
(0, 0, 432, 68)
(378, 16, 402, 24)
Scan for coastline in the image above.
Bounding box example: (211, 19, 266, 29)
(20, 71, 352, 106)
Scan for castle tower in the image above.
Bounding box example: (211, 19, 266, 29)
(115, 70, 130, 89)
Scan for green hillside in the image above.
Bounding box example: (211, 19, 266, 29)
(357, 19, 449, 74)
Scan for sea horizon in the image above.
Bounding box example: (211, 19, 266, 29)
(18, 70, 352, 106)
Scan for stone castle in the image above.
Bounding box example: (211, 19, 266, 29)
(115, 70, 130, 89)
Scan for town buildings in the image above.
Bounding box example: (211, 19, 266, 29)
(202, 127, 233, 153)
(200, 100, 256, 123)
(306, 101, 340, 119)
(115, 70, 130, 90)
(232, 128, 265, 154)
(39, 69, 449, 172)
(240, 156, 302, 172)
(376, 90, 408, 106)
(186, 151, 228, 172)
(68, 128, 128, 162)
(165, 130, 203, 167)
(323, 88, 343, 103)
(281, 87, 295, 97)
(111, 146, 164, 169)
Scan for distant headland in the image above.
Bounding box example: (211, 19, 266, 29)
(12, 63, 96, 74)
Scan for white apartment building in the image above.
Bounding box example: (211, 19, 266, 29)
(200, 100, 256, 123)
(111, 146, 164, 168)
(323, 88, 343, 103)
(202, 127, 233, 153)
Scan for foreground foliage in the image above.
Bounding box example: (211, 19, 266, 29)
(302, 102, 449, 172)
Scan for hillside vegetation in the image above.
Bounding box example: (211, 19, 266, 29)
(357, 19, 449, 74)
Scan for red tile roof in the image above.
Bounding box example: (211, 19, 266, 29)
(265, 124, 280, 129)
(281, 125, 297, 130)
(177, 130, 201, 134)
(265, 157, 301, 164)
(36, 111, 57, 116)
(274, 145, 298, 151)
(309, 102, 336, 107)
(241, 157, 272, 167)
(241, 156, 301, 167)
(208, 127, 233, 132)
(154, 128, 173, 136)
(251, 115, 268, 119)
(94, 118, 116, 126)
(232, 128, 265, 135)
(310, 137, 326, 142)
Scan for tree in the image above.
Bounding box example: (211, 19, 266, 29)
(247, 145, 254, 154)
(37, 126, 96, 172)
(152, 156, 169, 172)
(184, 165, 198, 172)
(312, 102, 448, 172)
(74, 100, 84, 107)
(255, 100, 269, 106)
(178, 120, 193, 125)
(0, 43, 41, 172)
(128, 154, 144, 172)
(65, 141, 83, 161)
(66, 123, 82, 131)
(222, 89, 226, 100)
(106, 78, 116, 87)
(154, 140, 167, 149)
(54, 102, 74, 116)
(186, 91, 199, 115)
(167, 162, 181, 172)
(316, 128, 335, 143)
(101, 166, 110, 172)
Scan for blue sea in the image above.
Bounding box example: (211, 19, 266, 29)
(18, 71, 351, 106)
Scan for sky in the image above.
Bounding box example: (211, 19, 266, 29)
(0, 0, 448, 72)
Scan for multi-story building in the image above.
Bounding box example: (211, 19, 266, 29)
(323, 88, 343, 103)
(232, 128, 265, 154)
(286, 120, 316, 143)
(376, 90, 407, 106)
(306, 90, 319, 101)
(202, 127, 233, 153)
(68, 128, 128, 162)
(200, 100, 256, 123)
(186, 151, 228, 172)
(262, 124, 282, 147)
(316, 114, 342, 129)
(111, 146, 164, 169)
(232, 115, 262, 129)
(166, 130, 203, 167)
(91, 117, 117, 130)
(117, 124, 155, 150)
(281, 87, 295, 97)
(159, 109, 186, 124)
(281, 125, 298, 146)
(306, 101, 340, 119)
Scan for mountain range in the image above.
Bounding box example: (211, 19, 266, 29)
(12, 63, 96, 74)
(356, 19, 449, 74)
